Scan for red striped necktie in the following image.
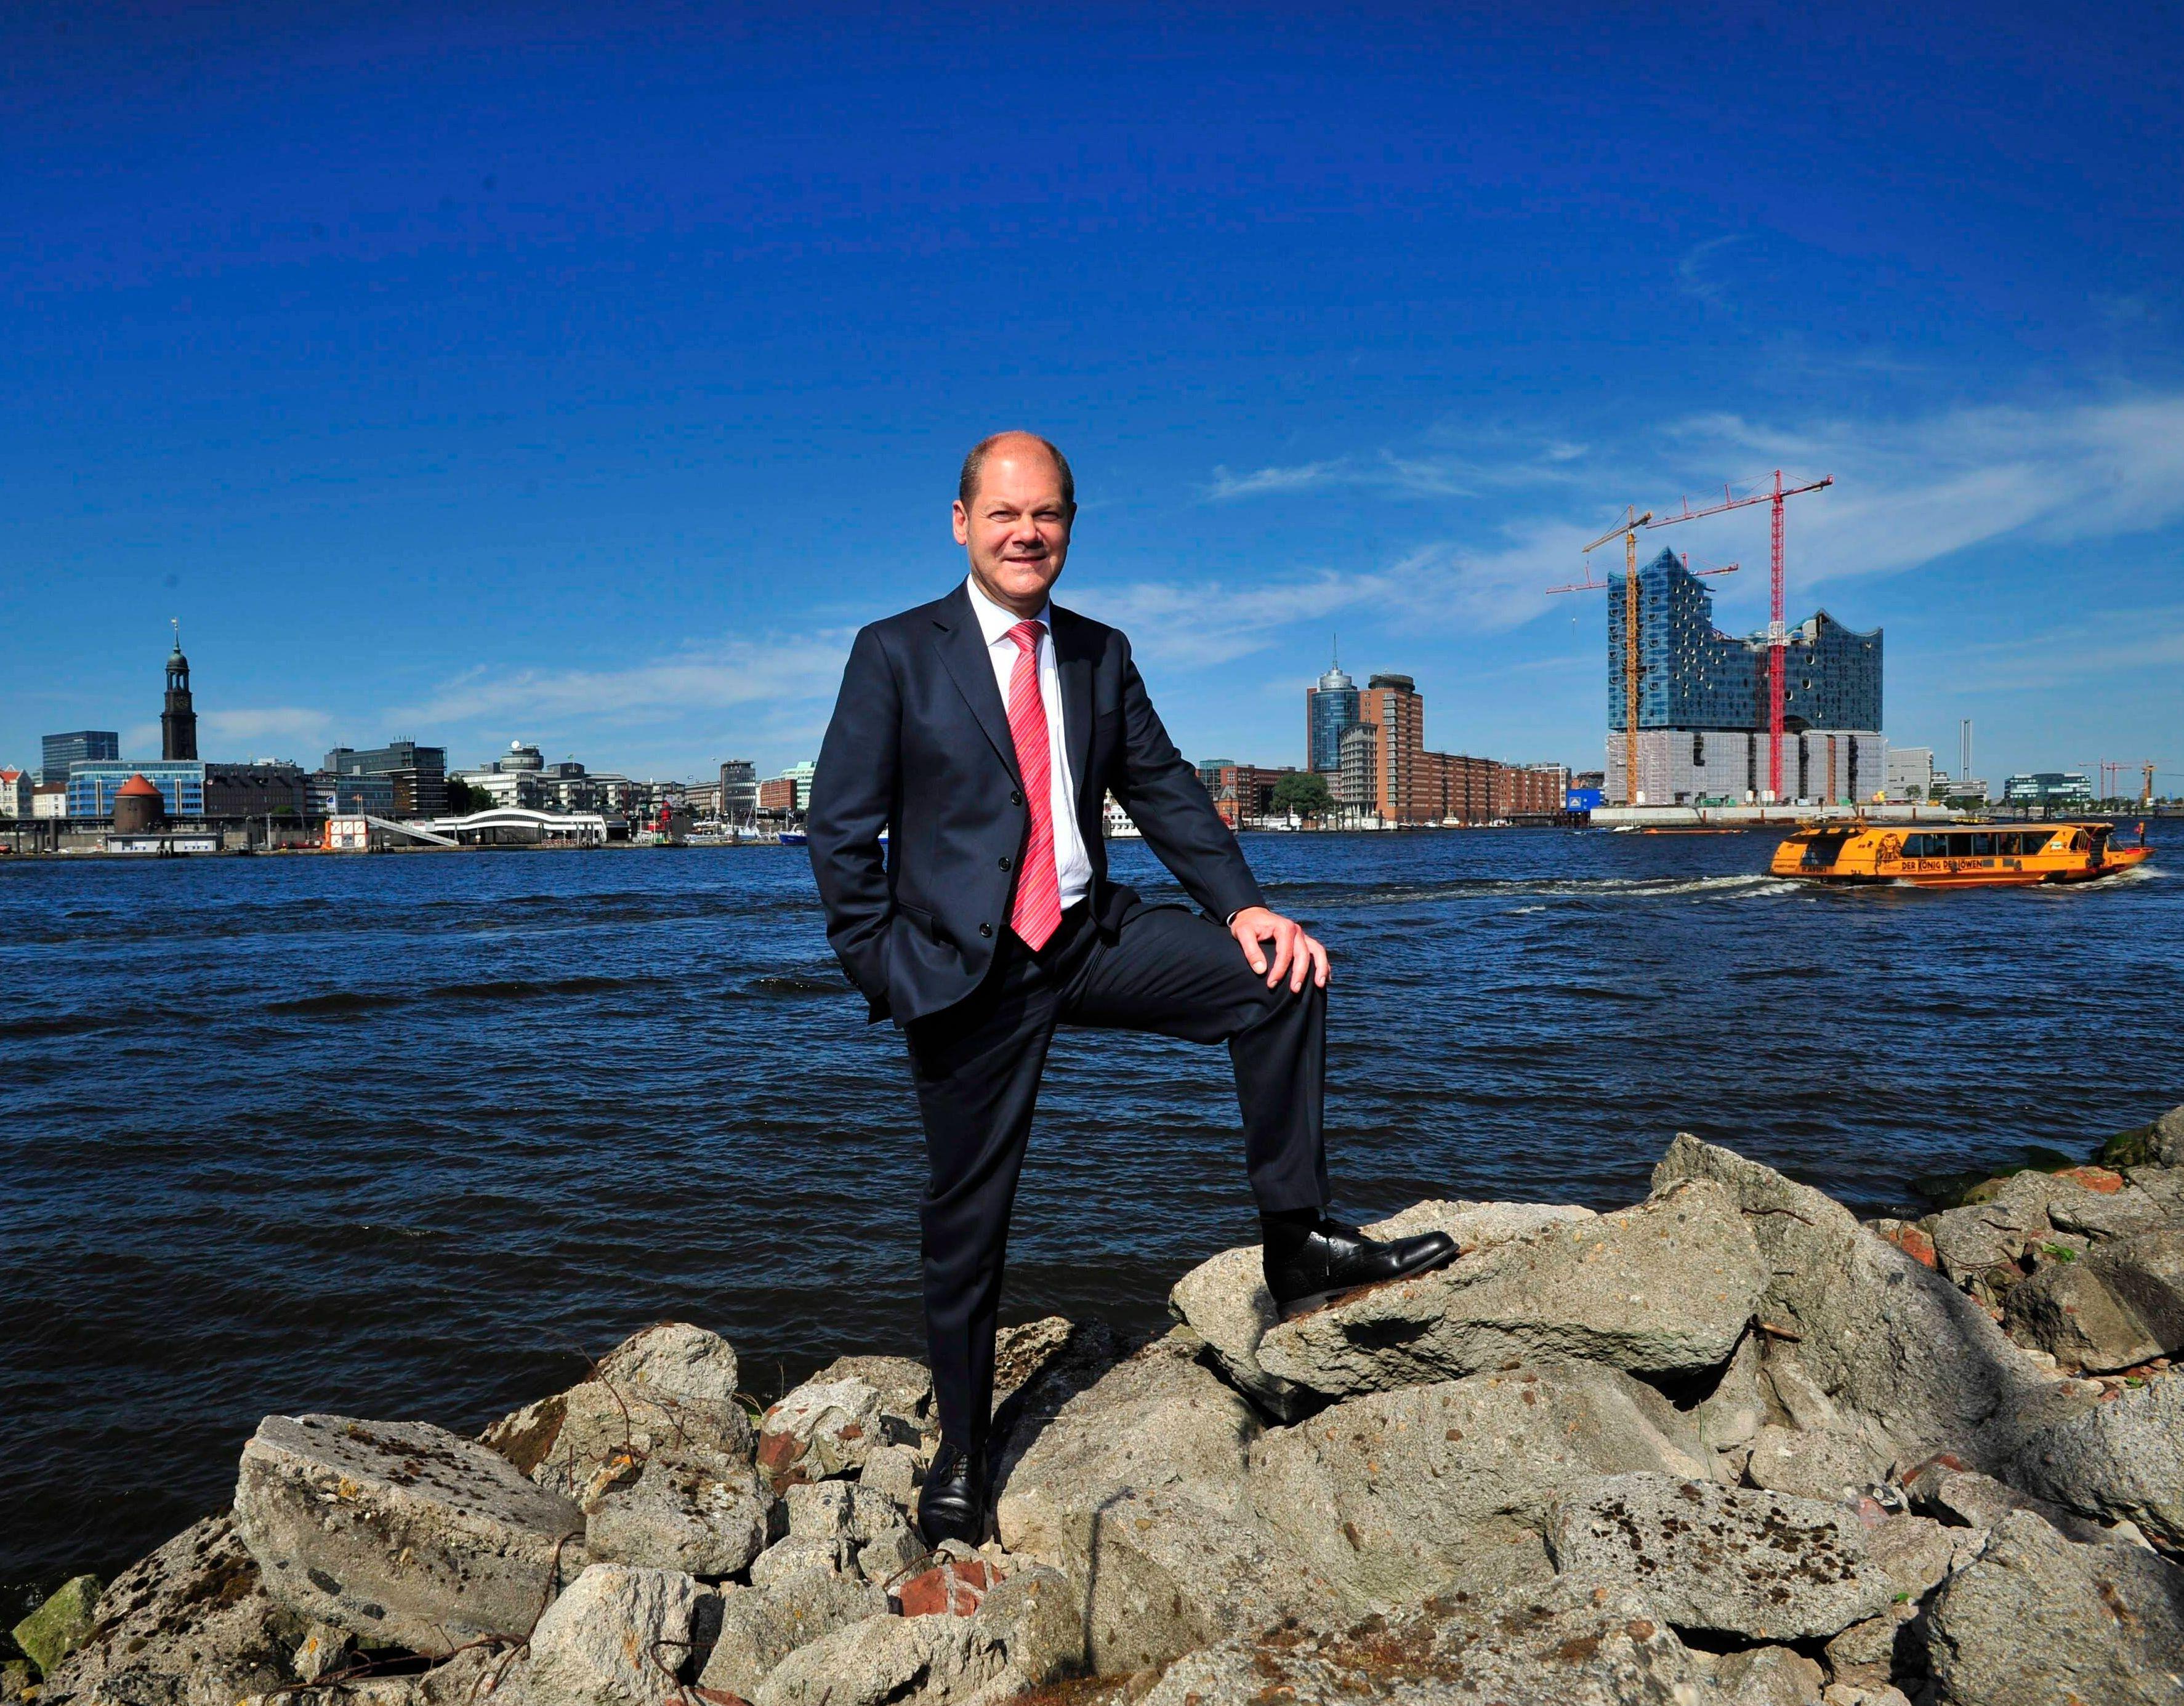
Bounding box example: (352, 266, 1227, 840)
(1003, 619, 1063, 949)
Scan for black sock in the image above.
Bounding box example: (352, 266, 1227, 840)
(1260, 1206, 1322, 1259)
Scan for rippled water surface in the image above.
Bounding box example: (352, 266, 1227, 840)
(4, 824, 2181, 1589)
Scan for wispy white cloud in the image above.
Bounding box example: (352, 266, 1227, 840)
(1166, 390, 2184, 672)
(390, 633, 852, 738)
(1202, 439, 1593, 505)
(1070, 569, 1395, 666)
(1661, 394, 2184, 594)
(1675, 235, 1744, 308)
(201, 706, 334, 753)
(1203, 460, 1349, 501)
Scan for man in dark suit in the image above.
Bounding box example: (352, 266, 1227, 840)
(808, 431, 1456, 1545)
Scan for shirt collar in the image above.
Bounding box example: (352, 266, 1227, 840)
(964, 574, 1052, 647)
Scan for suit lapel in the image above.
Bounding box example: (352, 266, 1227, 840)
(1050, 606, 1095, 816)
(932, 583, 1023, 787)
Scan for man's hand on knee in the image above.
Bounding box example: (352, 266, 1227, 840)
(1228, 906, 1329, 992)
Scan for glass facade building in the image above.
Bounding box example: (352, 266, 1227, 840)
(42, 730, 119, 783)
(323, 740, 448, 816)
(1305, 656, 1359, 774)
(1607, 549, 1881, 734)
(68, 760, 206, 818)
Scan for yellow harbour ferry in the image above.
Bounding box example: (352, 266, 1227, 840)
(1771, 820, 2152, 888)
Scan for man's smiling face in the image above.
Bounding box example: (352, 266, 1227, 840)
(953, 435, 1074, 617)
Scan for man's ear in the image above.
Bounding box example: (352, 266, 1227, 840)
(951, 500, 970, 544)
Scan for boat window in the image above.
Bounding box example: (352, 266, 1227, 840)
(1996, 833, 2023, 856)
(1968, 832, 1994, 856)
(1902, 833, 1940, 857)
(2071, 831, 2090, 851)
(1799, 830, 1853, 870)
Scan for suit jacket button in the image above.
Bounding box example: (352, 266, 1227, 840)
(1010, 791, 1024, 807)
(998, 855, 1012, 871)
(978, 922, 993, 938)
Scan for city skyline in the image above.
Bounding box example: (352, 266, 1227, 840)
(4, 6, 2180, 788)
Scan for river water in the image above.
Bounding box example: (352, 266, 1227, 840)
(3, 823, 2180, 1593)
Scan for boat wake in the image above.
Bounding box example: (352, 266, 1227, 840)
(1323, 871, 1800, 908)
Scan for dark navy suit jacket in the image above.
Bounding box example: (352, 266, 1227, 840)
(807, 582, 1267, 1026)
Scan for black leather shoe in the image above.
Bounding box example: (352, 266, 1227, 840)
(1264, 1217, 1459, 1320)
(916, 1440, 986, 1547)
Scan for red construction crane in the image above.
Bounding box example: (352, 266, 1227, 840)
(1647, 471, 1834, 802)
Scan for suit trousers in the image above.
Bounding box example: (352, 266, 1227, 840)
(903, 899, 1329, 1450)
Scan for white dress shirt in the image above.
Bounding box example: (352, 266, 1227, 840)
(964, 574, 1093, 910)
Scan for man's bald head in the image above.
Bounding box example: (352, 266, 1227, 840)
(959, 431, 1074, 512)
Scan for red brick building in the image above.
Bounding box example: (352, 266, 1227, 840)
(757, 776, 799, 815)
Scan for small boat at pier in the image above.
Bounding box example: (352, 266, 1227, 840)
(1771, 820, 2152, 887)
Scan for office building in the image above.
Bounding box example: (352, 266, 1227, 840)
(68, 760, 207, 819)
(1605, 548, 1884, 804)
(42, 730, 119, 783)
(162, 627, 199, 761)
(2002, 772, 2095, 811)
(1336, 723, 1379, 815)
(1887, 746, 1935, 803)
(1304, 651, 1359, 776)
(32, 784, 68, 819)
(0, 768, 29, 819)
(310, 770, 398, 816)
(204, 762, 310, 818)
(323, 741, 448, 817)
(757, 776, 799, 815)
(779, 760, 818, 813)
(1203, 762, 1297, 829)
(1493, 762, 1571, 820)
(719, 760, 759, 821)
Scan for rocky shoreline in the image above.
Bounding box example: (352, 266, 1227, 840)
(10, 1109, 2184, 1705)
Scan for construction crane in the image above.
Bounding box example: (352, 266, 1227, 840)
(1548, 507, 1650, 801)
(1647, 471, 1834, 802)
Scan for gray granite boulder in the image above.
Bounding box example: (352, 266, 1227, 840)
(783, 1480, 927, 1583)
(2010, 1373, 2184, 1551)
(757, 1377, 885, 1490)
(1247, 1359, 1711, 1615)
(1253, 1179, 1763, 1402)
(2158, 1102, 2184, 1167)
(809, 1354, 935, 1434)
(233, 1413, 586, 1649)
(1923, 1509, 2184, 1705)
(482, 1328, 754, 1500)
(1744, 1423, 1890, 1502)
(1903, 1455, 2113, 1545)
(595, 1320, 740, 1404)
(2002, 1226, 2184, 1372)
(1547, 1473, 1893, 1643)
(494, 1563, 709, 1705)
(1921, 1171, 2081, 1305)
(749, 1563, 1079, 1706)
(993, 1329, 1317, 1672)
(696, 1573, 888, 1700)
(1702, 1645, 1829, 1705)
(1137, 1576, 1701, 1706)
(37, 1517, 304, 1705)
(1653, 1135, 2071, 1471)
(581, 1442, 772, 1575)
(1169, 1200, 1594, 1421)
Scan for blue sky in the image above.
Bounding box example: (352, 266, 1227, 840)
(6, 2, 2182, 787)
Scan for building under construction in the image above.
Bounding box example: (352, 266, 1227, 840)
(1604, 547, 1882, 806)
